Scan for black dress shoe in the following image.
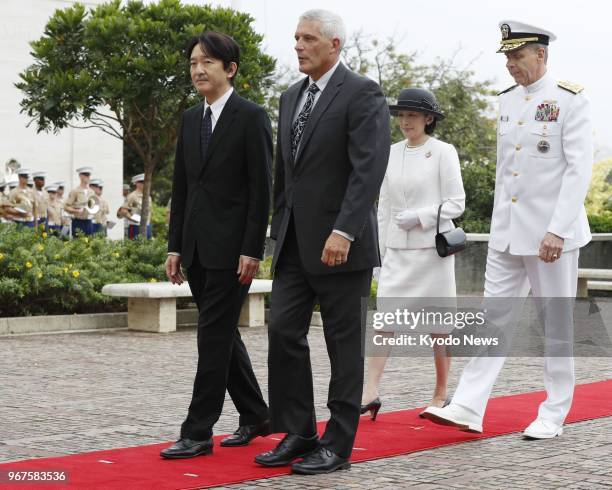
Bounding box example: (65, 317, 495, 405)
(220, 420, 271, 447)
(291, 447, 350, 475)
(160, 438, 213, 459)
(360, 397, 382, 421)
(254, 433, 319, 467)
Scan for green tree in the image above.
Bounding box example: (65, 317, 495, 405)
(16, 0, 275, 233)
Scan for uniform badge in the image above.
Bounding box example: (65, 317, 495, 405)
(535, 103, 560, 122)
(501, 24, 510, 39)
(425, 151, 432, 158)
(537, 140, 550, 153)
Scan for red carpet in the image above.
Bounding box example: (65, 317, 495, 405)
(2, 379, 611, 489)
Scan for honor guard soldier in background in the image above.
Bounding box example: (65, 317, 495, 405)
(0, 179, 15, 223)
(45, 185, 63, 235)
(89, 178, 110, 236)
(424, 21, 593, 440)
(53, 181, 71, 237)
(64, 166, 95, 237)
(117, 174, 152, 239)
(8, 168, 37, 228)
(32, 171, 48, 230)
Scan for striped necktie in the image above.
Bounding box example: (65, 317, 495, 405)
(201, 106, 212, 162)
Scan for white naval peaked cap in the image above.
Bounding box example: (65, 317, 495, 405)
(131, 173, 145, 184)
(0, 179, 6, 187)
(497, 20, 557, 53)
(76, 166, 94, 174)
(90, 178, 103, 187)
(45, 185, 58, 192)
(53, 181, 67, 188)
(17, 168, 32, 176)
(33, 171, 46, 179)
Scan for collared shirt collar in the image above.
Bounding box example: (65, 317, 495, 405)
(523, 70, 552, 94)
(309, 59, 341, 92)
(204, 86, 234, 120)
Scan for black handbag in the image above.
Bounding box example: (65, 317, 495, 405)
(435, 201, 467, 257)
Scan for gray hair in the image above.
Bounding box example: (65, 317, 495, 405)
(299, 9, 346, 50)
(527, 43, 549, 63)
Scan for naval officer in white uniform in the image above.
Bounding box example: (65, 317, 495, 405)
(423, 20, 593, 439)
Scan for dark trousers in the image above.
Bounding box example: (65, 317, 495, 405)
(92, 223, 107, 236)
(128, 224, 152, 240)
(268, 218, 372, 458)
(180, 251, 269, 440)
(72, 218, 93, 236)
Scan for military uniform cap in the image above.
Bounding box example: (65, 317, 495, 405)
(497, 20, 556, 53)
(123, 183, 130, 190)
(0, 179, 6, 187)
(33, 171, 46, 179)
(45, 185, 58, 193)
(131, 173, 145, 184)
(90, 178, 103, 187)
(76, 166, 94, 174)
(53, 181, 67, 188)
(17, 168, 32, 176)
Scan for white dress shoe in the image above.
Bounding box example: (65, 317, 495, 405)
(523, 419, 563, 439)
(421, 403, 483, 433)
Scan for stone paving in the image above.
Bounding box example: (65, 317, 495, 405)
(1, 324, 611, 489)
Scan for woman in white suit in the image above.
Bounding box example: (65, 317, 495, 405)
(361, 88, 466, 419)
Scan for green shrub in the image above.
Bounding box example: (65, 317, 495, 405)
(588, 213, 612, 233)
(0, 223, 167, 317)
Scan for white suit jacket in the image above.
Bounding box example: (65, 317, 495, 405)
(489, 72, 593, 255)
(378, 137, 465, 254)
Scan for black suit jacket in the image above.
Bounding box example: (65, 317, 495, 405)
(168, 91, 272, 269)
(270, 63, 391, 274)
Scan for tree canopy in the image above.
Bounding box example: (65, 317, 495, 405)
(17, 0, 275, 231)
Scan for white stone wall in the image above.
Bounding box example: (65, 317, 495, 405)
(0, 0, 124, 239)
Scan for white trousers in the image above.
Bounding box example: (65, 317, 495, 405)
(452, 247, 579, 426)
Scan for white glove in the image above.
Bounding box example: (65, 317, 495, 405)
(394, 209, 420, 231)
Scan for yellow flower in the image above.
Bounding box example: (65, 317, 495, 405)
(113, 252, 120, 258)
(25, 261, 33, 269)
(37, 244, 44, 252)
(0, 253, 4, 261)
(42, 232, 48, 239)
(84, 237, 89, 243)
(37, 272, 43, 279)
(72, 270, 80, 278)
(149, 278, 157, 283)
(63, 267, 68, 274)
(243, 82, 250, 89)
(54, 254, 60, 260)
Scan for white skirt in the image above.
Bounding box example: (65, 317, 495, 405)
(376, 247, 456, 334)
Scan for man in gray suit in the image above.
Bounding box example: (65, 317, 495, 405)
(254, 9, 390, 475)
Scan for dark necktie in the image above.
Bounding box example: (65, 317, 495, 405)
(291, 82, 320, 158)
(201, 106, 212, 162)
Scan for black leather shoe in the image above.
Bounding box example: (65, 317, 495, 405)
(220, 420, 271, 447)
(160, 438, 213, 459)
(254, 433, 319, 467)
(291, 447, 350, 475)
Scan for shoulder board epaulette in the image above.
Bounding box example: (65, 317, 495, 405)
(557, 80, 584, 94)
(497, 84, 517, 96)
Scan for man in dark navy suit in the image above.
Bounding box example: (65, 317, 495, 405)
(162, 31, 272, 459)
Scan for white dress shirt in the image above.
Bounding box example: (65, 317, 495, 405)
(204, 86, 233, 130)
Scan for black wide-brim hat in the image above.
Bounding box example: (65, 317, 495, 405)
(389, 87, 445, 120)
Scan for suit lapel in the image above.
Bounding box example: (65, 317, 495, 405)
(199, 91, 239, 177)
(190, 103, 204, 172)
(281, 78, 308, 168)
(294, 64, 347, 165)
